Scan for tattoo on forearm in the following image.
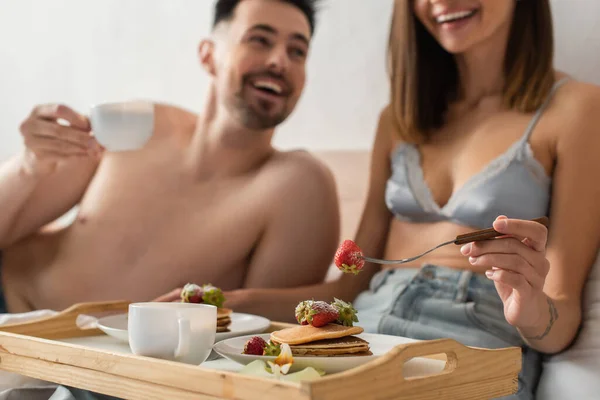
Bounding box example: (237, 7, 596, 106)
(525, 297, 559, 341)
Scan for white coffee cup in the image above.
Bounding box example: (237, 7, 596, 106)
(128, 302, 217, 365)
(89, 101, 154, 152)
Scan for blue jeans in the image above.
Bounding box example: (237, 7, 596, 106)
(0, 251, 7, 314)
(354, 265, 542, 399)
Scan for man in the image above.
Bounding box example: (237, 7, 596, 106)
(0, 0, 339, 313)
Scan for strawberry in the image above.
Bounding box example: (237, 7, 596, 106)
(243, 336, 267, 355)
(263, 341, 281, 356)
(180, 283, 225, 308)
(181, 283, 203, 303)
(295, 300, 339, 327)
(201, 284, 226, 308)
(331, 298, 359, 327)
(295, 300, 313, 325)
(334, 240, 365, 275)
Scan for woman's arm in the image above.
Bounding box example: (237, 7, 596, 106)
(524, 82, 600, 353)
(223, 106, 397, 323)
(466, 82, 600, 354)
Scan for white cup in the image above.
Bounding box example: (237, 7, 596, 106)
(128, 302, 217, 365)
(89, 101, 154, 152)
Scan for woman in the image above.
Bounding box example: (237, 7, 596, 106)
(160, 0, 600, 397)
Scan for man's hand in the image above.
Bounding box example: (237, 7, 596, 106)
(19, 104, 102, 176)
(152, 288, 182, 302)
(461, 215, 554, 337)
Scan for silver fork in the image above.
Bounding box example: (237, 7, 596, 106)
(361, 217, 549, 266)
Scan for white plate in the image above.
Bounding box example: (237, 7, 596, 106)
(96, 314, 129, 342)
(212, 332, 419, 374)
(96, 312, 271, 343)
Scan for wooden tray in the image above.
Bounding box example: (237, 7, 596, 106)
(0, 301, 522, 399)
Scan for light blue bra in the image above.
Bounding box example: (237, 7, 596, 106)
(385, 77, 569, 229)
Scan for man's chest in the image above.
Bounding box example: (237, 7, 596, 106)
(73, 157, 267, 268)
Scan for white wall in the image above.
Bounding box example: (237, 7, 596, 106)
(0, 0, 599, 162)
(0, 0, 393, 161)
(551, 0, 600, 82)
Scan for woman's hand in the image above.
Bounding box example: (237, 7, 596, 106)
(152, 288, 182, 302)
(460, 215, 553, 335)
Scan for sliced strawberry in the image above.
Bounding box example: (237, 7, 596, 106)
(295, 300, 313, 325)
(334, 240, 365, 275)
(187, 294, 202, 303)
(180, 283, 203, 303)
(180, 283, 225, 308)
(295, 300, 339, 328)
(201, 284, 225, 308)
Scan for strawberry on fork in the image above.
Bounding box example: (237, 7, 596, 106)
(334, 240, 365, 275)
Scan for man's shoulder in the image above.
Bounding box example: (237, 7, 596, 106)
(153, 103, 198, 137)
(268, 149, 335, 186)
(259, 150, 338, 208)
(258, 150, 340, 227)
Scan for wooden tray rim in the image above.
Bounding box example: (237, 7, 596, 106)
(0, 301, 522, 400)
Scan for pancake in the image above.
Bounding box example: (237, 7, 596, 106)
(217, 317, 231, 330)
(270, 323, 364, 345)
(285, 336, 371, 356)
(218, 308, 232, 319)
(270, 324, 370, 357)
(216, 308, 232, 332)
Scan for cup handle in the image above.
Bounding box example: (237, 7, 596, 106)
(174, 317, 191, 359)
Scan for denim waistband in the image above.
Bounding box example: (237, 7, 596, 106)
(0, 251, 6, 313)
(370, 264, 496, 298)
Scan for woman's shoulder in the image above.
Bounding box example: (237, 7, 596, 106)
(552, 73, 600, 116)
(541, 73, 600, 160)
(377, 104, 408, 152)
(546, 73, 600, 142)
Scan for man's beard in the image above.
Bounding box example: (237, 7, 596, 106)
(229, 73, 293, 130)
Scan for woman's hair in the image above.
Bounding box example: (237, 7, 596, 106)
(388, 0, 555, 143)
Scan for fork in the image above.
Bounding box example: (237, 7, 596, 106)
(361, 217, 549, 266)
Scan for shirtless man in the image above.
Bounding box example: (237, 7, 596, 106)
(0, 0, 338, 314)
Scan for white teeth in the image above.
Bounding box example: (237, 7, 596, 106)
(253, 80, 282, 94)
(436, 10, 475, 23)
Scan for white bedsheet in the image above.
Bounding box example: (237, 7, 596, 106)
(0, 310, 114, 400)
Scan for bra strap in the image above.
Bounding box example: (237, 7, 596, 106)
(519, 76, 570, 145)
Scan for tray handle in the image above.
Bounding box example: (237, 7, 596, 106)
(308, 338, 521, 400)
(0, 300, 130, 340)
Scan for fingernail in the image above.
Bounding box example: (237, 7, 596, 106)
(485, 270, 494, 278)
(460, 243, 472, 255)
(495, 219, 507, 231)
(469, 256, 477, 265)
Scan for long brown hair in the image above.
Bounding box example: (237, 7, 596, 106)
(388, 0, 555, 143)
